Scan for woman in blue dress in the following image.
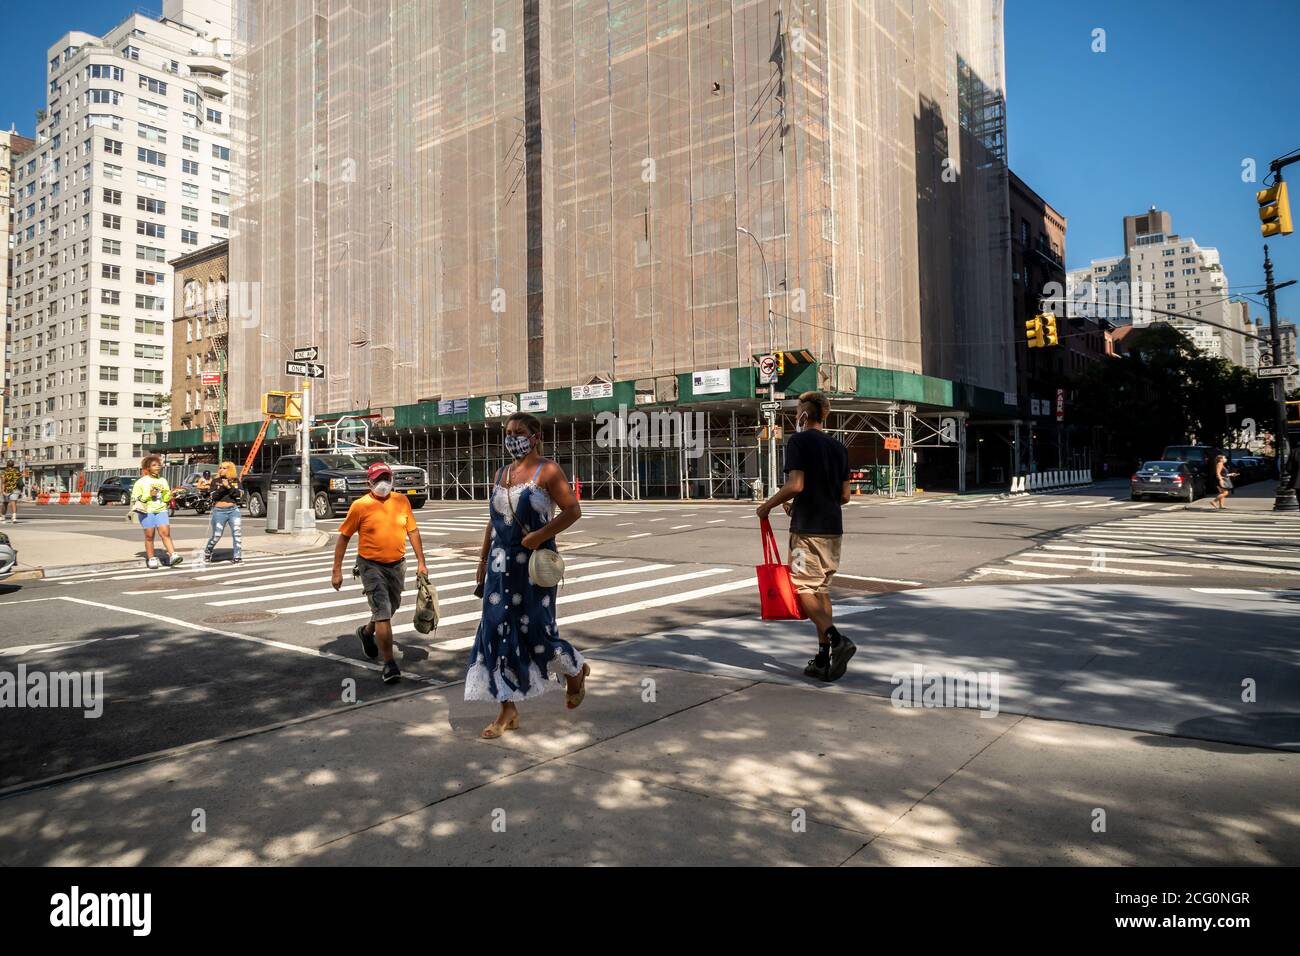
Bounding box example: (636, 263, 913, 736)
(468, 412, 590, 738)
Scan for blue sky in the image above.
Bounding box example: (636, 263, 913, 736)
(1006, 0, 1300, 322)
(3, 0, 1298, 322)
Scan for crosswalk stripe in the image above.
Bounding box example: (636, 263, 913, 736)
(279, 564, 665, 616)
(1005, 558, 1184, 577)
(180, 559, 475, 602)
(971, 566, 1062, 578)
(382, 567, 735, 635)
(430, 577, 759, 651)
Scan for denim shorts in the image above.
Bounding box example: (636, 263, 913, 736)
(140, 511, 170, 529)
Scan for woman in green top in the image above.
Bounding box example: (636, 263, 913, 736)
(132, 455, 183, 569)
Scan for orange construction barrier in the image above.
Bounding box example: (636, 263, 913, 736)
(58, 492, 71, 504)
(37, 493, 49, 504)
(79, 492, 92, 504)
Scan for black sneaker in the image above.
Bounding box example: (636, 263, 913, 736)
(828, 630, 857, 681)
(381, 659, 401, 684)
(355, 624, 379, 660)
(803, 656, 831, 681)
(232, 556, 242, 563)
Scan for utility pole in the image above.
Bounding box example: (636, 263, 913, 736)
(738, 226, 779, 496)
(1262, 246, 1297, 511)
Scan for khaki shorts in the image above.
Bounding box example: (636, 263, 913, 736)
(788, 533, 842, 595)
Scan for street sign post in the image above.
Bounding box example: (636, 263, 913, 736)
(285, 360, 325, 379)
(759, 400, 782, 413)
(292, 346, 319, 361)
(1258, 364, 1298, 379)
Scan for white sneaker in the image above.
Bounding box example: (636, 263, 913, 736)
(146, 557, 161, 570)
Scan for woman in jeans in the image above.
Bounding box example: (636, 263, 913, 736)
(467, 413, 589, 739)
(204, 460, 244, 562)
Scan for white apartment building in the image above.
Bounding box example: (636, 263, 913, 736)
(1127, 231, 1240, 360)
(1066, 255, 1130, 323)
(6, 1, 233, 486)
(3, 128, 37, 453)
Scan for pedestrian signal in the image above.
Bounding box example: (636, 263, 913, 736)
(262, 391, 303, 420)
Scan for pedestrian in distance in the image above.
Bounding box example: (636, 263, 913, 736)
(331, 461, 428, 684)
(756, 390, 855, 682)
(1, 460, 23, 523)
(203, 461, 244, 563)
(1210, 453, 1239, 510)
(132, 455, 183, 569)
(468, 412, 588, 740)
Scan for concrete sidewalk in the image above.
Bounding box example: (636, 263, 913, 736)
(1, 585, 1295, 866)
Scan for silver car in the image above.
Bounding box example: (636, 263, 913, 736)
(1131, 461, 1198, 502)
(0, 530, 16, 578)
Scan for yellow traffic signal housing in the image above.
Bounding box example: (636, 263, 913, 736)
(1043, 313, 1059, 346)
(1024, 315, 1044, 348)
(262, 391, 303, 420)
(776, 352, 785, 376)
(1258, 181, 1293, 237)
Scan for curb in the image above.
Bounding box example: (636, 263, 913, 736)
(26, 534, 335, 580)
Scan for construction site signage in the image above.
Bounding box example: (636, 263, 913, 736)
(691, 369, 730, 395)
(520, 391, 548, 412)
(883, 436, 902, 451)
(571, 382, 613, 400)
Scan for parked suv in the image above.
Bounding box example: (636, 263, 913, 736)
(96, 475, 135, 505)
(243, 453, 427, 519)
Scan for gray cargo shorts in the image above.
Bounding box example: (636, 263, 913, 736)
(354, 555, 406, 622)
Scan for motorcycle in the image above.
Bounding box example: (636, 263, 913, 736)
(170, 486, 211, 515)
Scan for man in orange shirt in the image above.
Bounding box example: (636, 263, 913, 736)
(331, 461, 428, 683)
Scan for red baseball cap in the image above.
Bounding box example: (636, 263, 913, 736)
(366, 461, 393, 481)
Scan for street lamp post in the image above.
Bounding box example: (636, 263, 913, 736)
(736, 226, 780, 496)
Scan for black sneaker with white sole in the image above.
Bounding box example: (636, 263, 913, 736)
(381, 660, 401, 684)
(803, 656, 831, 682)
(355, 624, 379, 660)
(828, 629, 857, 681)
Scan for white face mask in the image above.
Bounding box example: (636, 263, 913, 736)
(372, 480, 392, 498)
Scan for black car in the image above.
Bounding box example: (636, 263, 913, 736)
(243, 453, 427, 519)
(1131, 461, 1200, 501)
(96, 475, 135, 505)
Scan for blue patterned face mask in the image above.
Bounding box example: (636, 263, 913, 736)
(505, 434, 533, 459)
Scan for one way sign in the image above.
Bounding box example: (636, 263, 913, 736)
(286, 360, 325, 379)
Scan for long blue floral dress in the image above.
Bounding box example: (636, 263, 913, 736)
(465, 462, 585, 702)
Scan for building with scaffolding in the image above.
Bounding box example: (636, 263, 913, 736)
(153, 0, 1019, 498)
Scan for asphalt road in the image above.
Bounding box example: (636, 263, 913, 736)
(2, 479, 1297, 791)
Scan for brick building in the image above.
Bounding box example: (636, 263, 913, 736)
(167, 238, 226, 439)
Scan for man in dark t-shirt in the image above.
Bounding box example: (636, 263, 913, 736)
(757, 390, 855, 681)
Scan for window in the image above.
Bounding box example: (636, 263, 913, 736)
(136, 196, 166, 215)
(135, 269, 165, 286)
(136, 245, 166, 262)
(137, 147, 165, 167)
(137, 99, 167, 119)
(135, 294, 165, 311)
(183, 90, 198, 108)
(138, 123, 166, 144)
(211, 213, 229, 229)
(98, 443, 118, 458)
(211, 190, 229, 207)
(132, 418, 162, 434)
(134, 318, 164, 335)
(101, 264, 120, 280)
(89, 64, 124, 81)
(133, 369, 163, 384)
(181, 158, 199, 176)
(99, 366, 119, 382)
(99, 315, 120, 330)
(121, 45, 140, 61)
(181, 205, 198, 222)
(211, 144, 230, 162)
(101, 238, 121, 255)
(102, 188, 122, 205)
(103, 138, 122, 155)
(88, 113, 123, 131)
(205, 108, 223, 125)
(180, 229, 199, 245)
(101, 391, 119, 406)
(102, 162, 123, 181)
(103, 213, 121, 230)
(182, 134, 198, 151)
(100, 341, 120, 356)
(182, 112, 199, 129)
(100, 290, 120, 305)
(134, 343, 164, 360)
(89, 89, 121, 105)
(211, 168, 229, 187)
(136, 221, 165, 238)
(97, 417, 118, 433)
(181, 182, 198, 200)
(139, 76, 167, 96)
(136, 171, 165, 190)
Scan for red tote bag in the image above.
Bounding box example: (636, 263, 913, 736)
(756, 518, 807, 620)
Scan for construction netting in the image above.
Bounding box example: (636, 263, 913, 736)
(229, 0, 1012, 424)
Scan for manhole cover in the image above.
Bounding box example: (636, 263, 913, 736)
(203, 610, 277, 625)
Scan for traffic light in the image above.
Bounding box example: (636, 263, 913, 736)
(1257, 181, 1293, 237)
(1043, 313, 1059, 346)
(261, 391, 302, 420)
(1024, 315, 1044, 348)
(776, 352, 785, 376)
